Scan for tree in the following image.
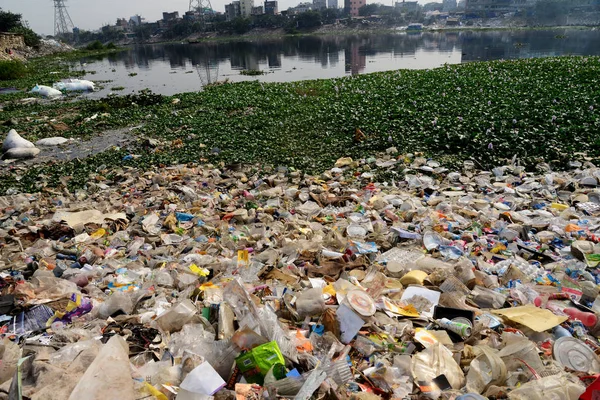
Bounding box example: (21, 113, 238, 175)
(0, 8, 41, 47)
(359, 3, 380, 16)
(0, 8, 21, 31)
(320, 8, 342, 24)
(296, 11, 322, 29)
(232, 17, 251, 34)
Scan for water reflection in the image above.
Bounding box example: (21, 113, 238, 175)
(78, 28, 600, 96)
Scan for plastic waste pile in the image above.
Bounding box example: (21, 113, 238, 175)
(1, 129, 39, 160)
(2, 150, 600, 399)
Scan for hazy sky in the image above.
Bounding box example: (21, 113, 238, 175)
(2, 0, 437, 35)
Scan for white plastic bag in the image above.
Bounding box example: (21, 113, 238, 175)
(68, 335, 136, 400)
(2, 147, 40, 159)
(53, 79, 95, 92)
(3, 129, 35, 152)
(31, 84, 62, 98)
(36, 137, 70, 146)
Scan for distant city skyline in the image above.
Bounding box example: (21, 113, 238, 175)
(2, 0, 439, 35)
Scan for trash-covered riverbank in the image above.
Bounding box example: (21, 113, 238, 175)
(1, 148, 600, 399)
(1, 56, 600, 194)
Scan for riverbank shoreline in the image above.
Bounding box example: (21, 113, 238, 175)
(111, 24, 598, 47)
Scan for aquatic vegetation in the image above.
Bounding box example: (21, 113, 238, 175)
(240, 69, 266, 76)
(0, 60, 27, 81)
(1, 56, 599, 193)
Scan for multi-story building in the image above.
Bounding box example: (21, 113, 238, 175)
(293, 2, 313, 13)
(264, 0, 279, 14)
(129, 15, 143, 26)
(345, 0, 366, 16)
(252, 5, 264, 14)
(240, 0, 255, 17)
(313, 0, 327, 9)
(225, 1, 241, 20)
(327, 0, 338, 8)
(162, 11, 180, 21)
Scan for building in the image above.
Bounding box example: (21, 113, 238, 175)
(442, 0, 458, 11)
(240, 0, 255, 17)
(313, 0, 327, 9)
(345, 0, 366, 16)
(162, 11, 180, 21)
(264, 1, 279, 14)
(252, 5, 264, 14)
(327, 0, 338, 8)
(184, 11, 199, 21)
(129, 15, 143, 26)
(225, 1, 241, 20)
(116, 18, 129, 29)
(293, 2, 313, 13)
(396, 0, 419, 12)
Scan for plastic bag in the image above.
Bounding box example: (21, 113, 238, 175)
(235, 341, 285, 385)
(2, 129, 35, 152)
(155, 299, 197, 333)
(95, 291, 133, 318)
(508, 372, 585, 400)
(53, 79, 95, 92)
(471, 286, 507, 309)
(0, 338, 21, 384)
(295, 288, 325, 317)
(68, 336, 136, 400)
(497, 333, 544, 375)
(411, 342, 465, 399)
(466, 345, 507, 394)
(31, 84, 62, 98)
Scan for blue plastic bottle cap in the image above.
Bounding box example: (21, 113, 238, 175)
(312, 324, 325, 335)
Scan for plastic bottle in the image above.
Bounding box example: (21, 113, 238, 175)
(553, 325, 572, 339)
(564, 308, 598, 327)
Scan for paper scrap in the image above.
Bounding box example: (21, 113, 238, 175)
(400, 286, 440, 317)
(492, 304, 568, 332)
(308, 278, 327, 289)
(180, 361, 226, 395)
(381, 297, 420, 317)
(53, 210, 127, 230)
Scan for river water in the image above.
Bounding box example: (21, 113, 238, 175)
(76, 28, 600, 97)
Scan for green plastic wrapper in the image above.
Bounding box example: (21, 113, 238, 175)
(235, 341, 285, 384)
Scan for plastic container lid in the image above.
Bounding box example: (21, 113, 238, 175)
(347, 290, 376, 317)
(346, 225, 367, 238)
(553, 336, 600, 373)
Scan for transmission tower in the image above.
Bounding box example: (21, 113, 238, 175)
(53, 0, 75, 37)
(189, 0, 214, 15)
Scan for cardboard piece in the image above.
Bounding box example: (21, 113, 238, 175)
(492, 304, 568, 332)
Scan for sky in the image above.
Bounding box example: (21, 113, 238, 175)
(1, 0, 437, 36)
